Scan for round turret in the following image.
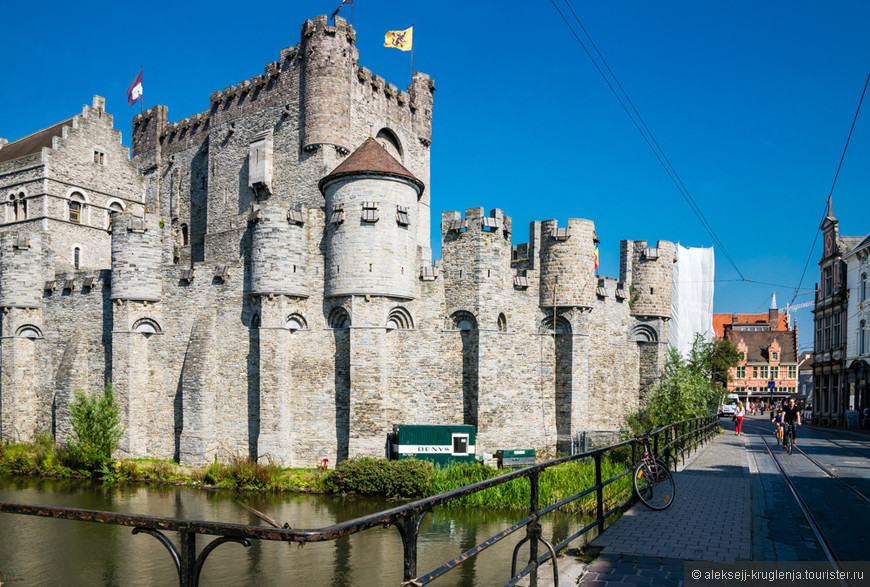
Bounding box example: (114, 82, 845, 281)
(111, 212, 163, 301)
(627, 240, 675, 317)
(539, 219, 597, 307)
(250, 204, 308, 297)
(319, 138, 423, 299)
(0, 233, 44, 308)
(300, 15, 358, 153)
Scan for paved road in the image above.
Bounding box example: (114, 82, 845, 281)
(538, 417, 870, 586)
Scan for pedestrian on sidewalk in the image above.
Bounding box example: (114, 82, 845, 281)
(735, 401, 745, 435)
(761, 402, 765, 416)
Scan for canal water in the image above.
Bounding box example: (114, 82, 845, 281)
(0, 476, 590, 586)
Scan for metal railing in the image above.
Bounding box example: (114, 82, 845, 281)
(0, 415, 719, 587)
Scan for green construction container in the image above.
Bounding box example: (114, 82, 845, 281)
(390, 424, 476, 466)
(496, 448, 536, 469)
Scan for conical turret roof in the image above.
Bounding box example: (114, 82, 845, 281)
(318, 138, 425, 195)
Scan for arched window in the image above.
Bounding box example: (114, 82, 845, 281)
(376, 128, 403, 162)
(17, 192, 26, 220)
(7, 194, 15, 222)
(285, 313, 308, 332)
(69, 192, 85, 223)
(15, 325, 43, 339)
(73, 247, 81, 270)
(132, 318, 161, 336)
(541, 315, 571, 335)
(497, 313, 508, 332)
(328, 307, 351, 329)
(450, 311, 477, 331)
(106, 200, 124, 229)
(386, 307, 413, 330)
(861, 320, 867, 356)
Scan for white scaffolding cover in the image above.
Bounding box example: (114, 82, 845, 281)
(670, 244, 715, 358)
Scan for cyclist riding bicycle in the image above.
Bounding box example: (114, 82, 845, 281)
(781, 397, 801, 449)
(771, 408, 784, 444)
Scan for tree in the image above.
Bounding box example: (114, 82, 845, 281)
(625, 336, 729, 434)
(709, 338, 741, 391)
(66, 382, 125, 473)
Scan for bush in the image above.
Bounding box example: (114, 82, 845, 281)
(65, 382, 125, 473)
(320, 457, 433, 498)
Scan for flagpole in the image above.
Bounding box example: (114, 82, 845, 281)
(411, 25, 415, 80)
(140, 65, 143, 114)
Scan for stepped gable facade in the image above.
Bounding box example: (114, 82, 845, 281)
(0, 15, 679, 465)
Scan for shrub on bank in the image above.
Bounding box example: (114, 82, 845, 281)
(319, 457, 433, 498)
(66, 383, 125, 473)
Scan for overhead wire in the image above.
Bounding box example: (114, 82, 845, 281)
(549, 0, 745, 279)
(790, 69, 870, 306)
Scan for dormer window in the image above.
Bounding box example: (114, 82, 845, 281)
(771, 351, 778, 361)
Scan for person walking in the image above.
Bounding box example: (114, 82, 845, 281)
(735, 401, 745, 435)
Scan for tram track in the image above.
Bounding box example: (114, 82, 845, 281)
(756, 433, 843, 576)
(792, 444, 870, 508)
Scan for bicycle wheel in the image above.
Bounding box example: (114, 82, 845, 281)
(788, 429, 795, 455)
(633, 460, 676, 510)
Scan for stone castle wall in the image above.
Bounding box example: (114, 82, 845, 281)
(0, 14, 680, 467)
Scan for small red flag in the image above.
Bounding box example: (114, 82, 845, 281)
(127, 70, 143, 107)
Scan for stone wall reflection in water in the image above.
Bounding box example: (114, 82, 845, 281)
(0, 476, 591, 586)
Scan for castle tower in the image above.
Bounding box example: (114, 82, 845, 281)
(110, 212, 163, 302)
(0, 233, 46, 443)
(538, 218, 597, 308)
(249, 204, 308, 298)
(621, 240, 675, 317)
(300, 15, 358, 153)
(0, 233, 44, 309)
(319, 138, 423, 300)
(441, 207, 513, 325)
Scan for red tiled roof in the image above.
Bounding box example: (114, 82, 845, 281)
(318, 138, 424, 194)
(726, 329, 797, 363)
(0, 119, 72, 163)
(712, 312, 788, 338)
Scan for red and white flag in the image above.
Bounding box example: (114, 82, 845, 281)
(127, 69, 143, 106)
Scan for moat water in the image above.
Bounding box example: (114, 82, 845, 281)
(0, 476, 589, 586)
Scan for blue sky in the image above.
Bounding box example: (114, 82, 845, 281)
(2, 1, 869, 351)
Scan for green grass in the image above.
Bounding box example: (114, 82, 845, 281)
(1, 438, 633, 512)
(430, 458, 633, 514)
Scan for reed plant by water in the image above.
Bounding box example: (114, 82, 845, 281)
(429, 458, 632, 514)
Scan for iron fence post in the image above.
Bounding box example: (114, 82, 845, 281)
(595, 452, 604, 536)
(180, 531, 197, 587)
(529, 470, 540, 586)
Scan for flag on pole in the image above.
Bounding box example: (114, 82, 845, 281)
(384, 27, 413, 51)
(330, 0, 352, 21)
(594, 246, 599, 270)
(127, 69, 143, 107)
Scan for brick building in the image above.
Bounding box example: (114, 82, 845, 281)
(715, 299, 799, 406)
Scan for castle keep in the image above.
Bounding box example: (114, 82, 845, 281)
(0, 15, 678, 465)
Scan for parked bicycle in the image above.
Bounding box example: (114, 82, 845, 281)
(633, 428, 676, 510)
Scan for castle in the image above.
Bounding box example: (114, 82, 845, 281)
(0, 15, 680, 466)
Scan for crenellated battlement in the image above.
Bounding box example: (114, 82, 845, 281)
(441, 208, 512, 241)
(620, 239, 675, 318)
(537, 218, 597, 308)
(302, 15, 356, 44)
